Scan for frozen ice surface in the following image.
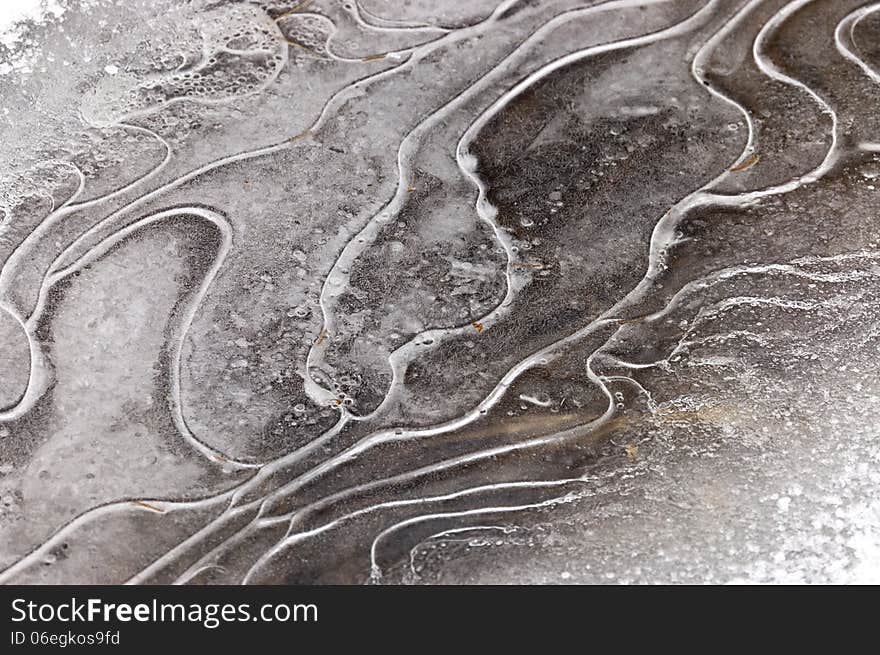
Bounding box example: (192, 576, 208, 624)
(0, 0, 879, 584)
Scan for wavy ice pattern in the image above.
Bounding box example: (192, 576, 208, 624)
(1, 0, 879, 584)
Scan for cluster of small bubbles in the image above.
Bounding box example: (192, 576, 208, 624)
(200, 4, 280, 52)
(335, 374, 359, 388)
(80, 2, 286, 128)
(287, 304, 311, 319)
(159, 49, 282, 102)
(277, 13, 335, 58)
